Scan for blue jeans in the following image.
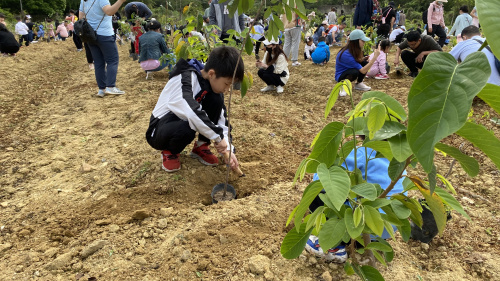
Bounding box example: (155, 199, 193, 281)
(88, 35, 119, 89)
(149, 60, 169, 72)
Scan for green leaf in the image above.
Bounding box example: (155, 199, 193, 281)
(317, 165, 351, 211)
(388, 133, 412, 162)
(339, 139, 357, 162)
(434, 142, 479, 177)
(360, 265, 385, 281)
(372, 250, 387, 266)
(286, 205, 299, 227)
(306, 206, 325, 233)
(390, 200, 411, 219)
(383, 220, 396, 240)
(362, 91, 407, 121)
(228, 0, 240, 18)
(387, 158, 406, 181)
(345, 117, 367, 137)
(344, 262, 356, 275)
(318, 218, 346, 251)
(306, 122, 344, 173)
(407, 52, 491, 173)
(353, 206, 363, 227)
(413, 179, 448, 235)
(434, 187, 470, 220)
(364, 205, 384, 236)
(477, 1, 500, 58)
(240, 73, 250, 98)
(396, 218, 412, 242)
(244, 36, 253, 55)
(294, 181, 324, 231)
(367, 104, 386, 139)
(371, 121, 407, 141)
(456, 122, 500, 171)
(362, 198, 391, 209)
(366, 242, 392, 252)
(284, 4, 292, 22)
(351, 183, 378, 201)
(436, 173, 456, 195)
(293, 158, 311, 184)
(280, 223, 313, 259)
(363, 141, 394, 160)
(325, 83, 343, 119)
(477, 84, 500, 115)
(345, 208, 364, 239)
(380, 209, 403, 226)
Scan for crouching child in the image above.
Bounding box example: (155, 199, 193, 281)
(145, 46, 243, 172)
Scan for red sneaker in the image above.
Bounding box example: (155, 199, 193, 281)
(161, 150, 180, 172)
(190, 142, 219, 166)
(375, 73, 390, 80)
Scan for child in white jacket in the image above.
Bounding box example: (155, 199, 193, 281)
(303, 36, 316, 60)
(366, 39, 391, 79)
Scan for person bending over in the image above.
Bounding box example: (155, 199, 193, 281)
(256, 39, 289, 94)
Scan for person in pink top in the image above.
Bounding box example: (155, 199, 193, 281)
(366, 39, 391, 79)
(56, 22, 68, 41)
(427, 0, 447, 47)
(46, 19, 56, 42)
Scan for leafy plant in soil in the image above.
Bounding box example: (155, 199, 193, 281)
(280, 0, 500, 280)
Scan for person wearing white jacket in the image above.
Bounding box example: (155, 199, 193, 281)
(447, 5, 473, 43)
(256, 39, 289, 93)
(14, 16, 29, 47)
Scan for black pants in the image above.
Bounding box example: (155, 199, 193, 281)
(73, 32, 83, 49)
(84, 43, 94, 64)
(338, 61, 368, 83)
(0, 45, 20, 54)
(430, 24, 446, 47)
(146, 92, 225, 154)
(257, 65, 285, 87)
(401, 50, 426, 73)
(254, 36, 265, 58)
(220, 33, 241, 45)
(377, 23, 391, 38)
(19, 34, 29, 47)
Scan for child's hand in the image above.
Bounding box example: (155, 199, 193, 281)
(214, 139, 228, 154)
(226, 153, 239, 171)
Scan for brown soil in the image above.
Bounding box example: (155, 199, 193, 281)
(0, 40, 499, 281)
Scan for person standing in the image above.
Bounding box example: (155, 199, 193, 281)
(79, 0, 127, 97)
(398, 10, 406, 27)
(204, 0, 212, 18)
(327, 7, 337, 25)
(447, 5, 472, 43)
(15, 16, 30, 47)
(427, 0, 447, 47)
(353, 0, 374, 28)
(377, 1, 396, 39)
(470, 6, 479, 27)
(281, 10, 302, 66)
(208, 0, 245, 43)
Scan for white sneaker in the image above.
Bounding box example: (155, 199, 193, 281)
(276, 86, 284, 93)
(339, 88, 347, 96)
(354, 82, 371, 91)
(105, 87, 125, 95)
(260, 85, 275, 92)
(292, 61, 301, 66)
(96, 89, 105, 98)
(89, 63, 94, 70)
(77, 48, 83, 52)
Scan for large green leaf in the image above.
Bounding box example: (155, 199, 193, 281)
(293, 181, 324, 231)
(345, 117, 367, 137)
(434, 142, 479, 177)
(477, 0, 500, 58)
(325, 83, 344, 119)
(360, 265, 385, 281)
(362, 91, 407, 121)
(477, 84, 500, 115)
(396, 217, 412, 242)
(365, 242, 392, 252)
(456, 121, 500, 171)
(280, 223, 313, 259)
(367, 103, 386, 139)
(387, 158, 406, 181)
(434, 187, 470, 220)
(317, 165, 351, 211)
(371, 121, 407, 141)
(363, 141, 394, 160)
(364, 205, 384, 236)
(390, 200, 411, 219)
(345, 208, 364, 239)
(318, 218, 346, 251)
(407, 52, 490, 173)
(306, 122, 344, 173)
(351, 183, 378, 201)
(388, 133, 412, 162)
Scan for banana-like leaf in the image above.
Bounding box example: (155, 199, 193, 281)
(477, 0, 500, 58)
(456, 121, 500, 171)
(407, 52, 490, 173)
(434, 142, 479, 177)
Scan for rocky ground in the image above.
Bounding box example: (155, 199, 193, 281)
(0, 39, 499, 281)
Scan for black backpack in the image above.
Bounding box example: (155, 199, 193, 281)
(422, 9, 428, 25)
(74, 0, 105, 44)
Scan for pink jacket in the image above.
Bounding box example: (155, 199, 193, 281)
(428, 1, 445, 27)
(56, 24, 68, 38)
(367, 50, 387, 77)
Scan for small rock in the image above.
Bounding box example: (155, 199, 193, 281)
(329, 263, 339, 270)
(6, 147, 14, 151)
(133, 256, 148, 266)
(18, 229, 31, 237)
(0, 243, 12, 253)
(308, 256, 317, 265)
(46, 252, 72, 270)
(109, 224, 120, 232)
(0, 202, 9, 208)
(157, 219, 168, 229)
(143, 231, 150, 238)
(437, 246, 447, 252)
(159, 207, 172, 217)
(180, 250, 192, 262)
(219, 235, 229, 244)
(458, 220, 467, 227)
(248, 255, 270, 275)
(132, 210, 150, 221)
(95, 219, 112, 226)
(80, 240, 107, 259)
(264, 271, 274, 281)
(420, 243, 430, 251)
(321, 271, 333, 281)
(15, 265, 23, 273)
(44, 247, 59, 258)
(81, 162, 95, 173)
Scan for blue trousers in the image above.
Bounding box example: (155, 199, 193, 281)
(88, 35, 119, 89)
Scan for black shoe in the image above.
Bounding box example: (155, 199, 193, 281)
(408, 72, 418, 78)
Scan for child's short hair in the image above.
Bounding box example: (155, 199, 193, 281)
(377, 39, 391, 51)
(318, 36, 326, 43)
(0, 13, 5, 19)
(204, 46, 244, 82)
(16, 16, 21, 21)
(148, 20, 161, 30)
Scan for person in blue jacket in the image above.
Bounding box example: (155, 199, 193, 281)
(353, 0, 374, 28)
(305, 144, 406, 263)
(311, 36, 330, 65)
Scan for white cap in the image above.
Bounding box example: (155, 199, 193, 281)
(263, 38, 279, 45)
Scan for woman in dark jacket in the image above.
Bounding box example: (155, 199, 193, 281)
(0, 23, 20, 56)
(138, 20, 172, 73)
